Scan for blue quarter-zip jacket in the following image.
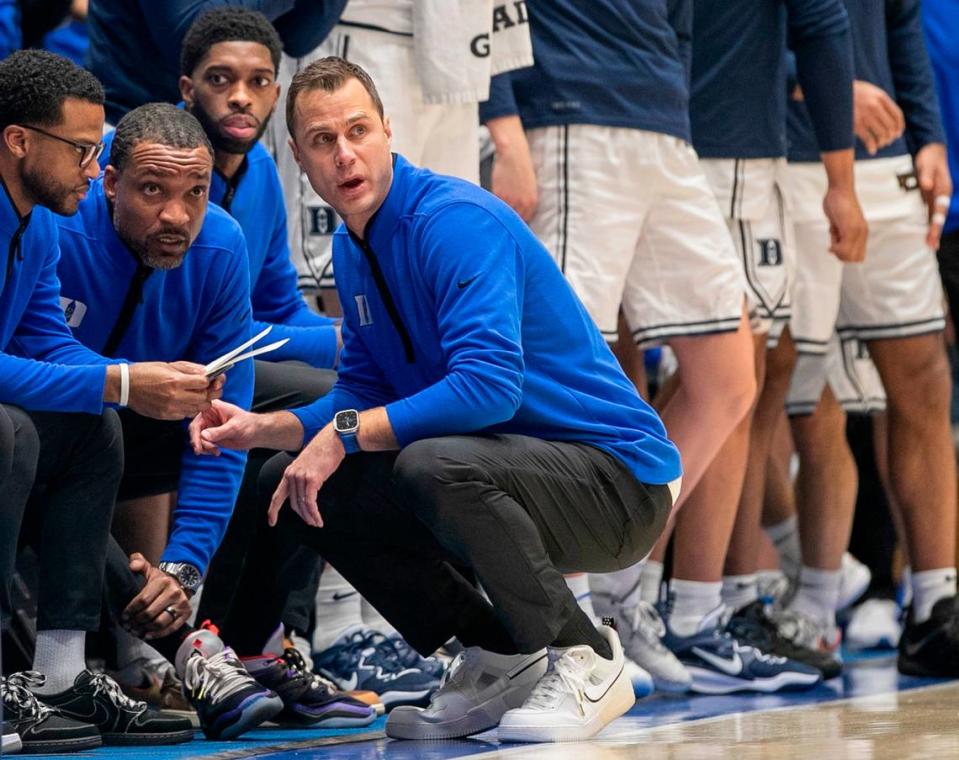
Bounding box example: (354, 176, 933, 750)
(102, 128, 339, 368)
(55, 179, 254, 574)
(1, 180, 111, 413)
(691, 0, 854, 159)
(292, 155, 682, 486)
(788, 0, 945, 163)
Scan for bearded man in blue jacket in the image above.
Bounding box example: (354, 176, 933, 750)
(193, 57, 683, 744)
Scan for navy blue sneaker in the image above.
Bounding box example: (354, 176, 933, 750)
(242, 654, 376, 728)
(366, 631, 447, 680)
(182, 648, 284, 739)
(314, 626, 438, 710)
(662, 606, 822, 694)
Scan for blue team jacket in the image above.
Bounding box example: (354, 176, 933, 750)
(1, 180, 111, 413)
(55, 178, 254, 574)
(293, 155, 682, 486)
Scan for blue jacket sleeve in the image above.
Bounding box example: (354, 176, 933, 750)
(479, 72, 519, 123)
(273, 0, 346, 57)
(3, 238, 109, 413)
(290, 313, 397, 443)
(161, 239, 254, 574)
(886, 0, 946, 153)
(384, 203, 525, 446)
(0, 0, 20, 59)
(786, 0, 855, 153)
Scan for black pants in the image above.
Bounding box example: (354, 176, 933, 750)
(1, 405, 122, 631)
(225, 434, 671, 657)
(937, 230, 959, 318)
(197, 360, 335, 630)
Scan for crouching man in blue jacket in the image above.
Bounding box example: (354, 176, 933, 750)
(193, 58, 683, 743)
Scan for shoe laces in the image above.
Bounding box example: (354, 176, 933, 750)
(86, 672, 147, 714)
(775, 609, 831, 650)
(184, 650, 256, 703)
(524, 649, 590, 715)
(631, 601, 668, 649)
(0, 672, 53, 721)
(282, 648, 337, 695)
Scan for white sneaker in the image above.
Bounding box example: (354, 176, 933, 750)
(594, 594, 689, 694)
(845, 599, 902, 651)
(497, 622, 635, 743)
(385, 649, 547, 740)
(838, 553, 872, 611)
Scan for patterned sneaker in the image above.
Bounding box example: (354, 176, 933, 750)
(773, 607, 842, 659)
(183, 648, 284, 740)
(728, 601, 842, 679)
(38, 670, 193, 745)
(242, 654, 376, 728)
(846, 599, 902, 651)
(109, 657, 197, 727)
(379, 632, 447, 680)
(663, 608, 822, 694)
(1, 673, 101, 754)
(898, 595, 959, 678)
(594, 593, 691, 694)
(314, 626, 439, 710)
(387, 649, 547, 740)
(497, 620, 635, 743)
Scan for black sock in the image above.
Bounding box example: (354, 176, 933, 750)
(552, 608, 612, 659)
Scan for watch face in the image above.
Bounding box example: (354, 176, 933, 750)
(178, 565, 202, 589)
(336, 410, 359, 433)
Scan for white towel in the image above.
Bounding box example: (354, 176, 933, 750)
(413, 0, 533, 105)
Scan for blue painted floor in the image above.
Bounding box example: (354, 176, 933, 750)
(19, 649, 948, 759)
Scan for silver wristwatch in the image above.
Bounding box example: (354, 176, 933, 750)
(158, 562, 202, 596)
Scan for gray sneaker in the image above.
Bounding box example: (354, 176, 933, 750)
(386, 648, 547, 740)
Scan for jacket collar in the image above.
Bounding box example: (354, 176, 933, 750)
(348, 153, 409, 251)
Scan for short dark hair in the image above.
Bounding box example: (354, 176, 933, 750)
(0, 50, 104, 131)
(286, 57, 384, 137)
(180, 8, 282, 77)
(109, 103, 214, 172)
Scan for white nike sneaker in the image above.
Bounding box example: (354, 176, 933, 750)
(385, 648, 547, 740)
(496, 622, 635, 743)
(845, 599, 902, 651)
(837, 553, 872, 611)
(593, 595, 690, 694)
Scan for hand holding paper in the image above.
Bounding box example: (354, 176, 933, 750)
(204, 325, 289, 379)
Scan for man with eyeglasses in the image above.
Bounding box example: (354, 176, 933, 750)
(0, 50, 219, 752)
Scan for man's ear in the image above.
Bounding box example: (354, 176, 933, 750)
(288, 136, 303, 171)
(103, 165, 119, 201)
(383, 115, 392, 145)
(2, 124, 29, 158)
(179, 75, 195, 108)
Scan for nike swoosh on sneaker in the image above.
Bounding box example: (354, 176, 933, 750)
(691, 646, 744, 676)
(334, 672, 359, 691)
(583, 662, 625, 703)
(331, 591, 358, 601)
(903, 629, 943, 658)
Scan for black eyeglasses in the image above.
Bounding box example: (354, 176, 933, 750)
(19, 124, 105, 169)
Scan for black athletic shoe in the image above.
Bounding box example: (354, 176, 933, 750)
(727, 601, 842, 680)
(1, 672, 101, 753)
(242, 653, 376, 728)
(898, 595, 959, 677)
(39, 670, 194, 745)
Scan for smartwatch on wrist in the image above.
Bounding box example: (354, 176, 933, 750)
(333, 409, 361, 454)
(158, 562, 202, 597)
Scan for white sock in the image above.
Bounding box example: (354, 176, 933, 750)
(789, 565, 841, 626)
(114, 627, 163, 670)
(899, 565, 913, 609)
(757, 569, 787, 598)
(31, 630, 86, 694)
(313, 567, 365, 652)
(765, 516, 801, 578)
(668, 579, 723, 637)
(911, 567, 957, 624)
(589, 562, 644, 607)
(639, 560, 665, 604)
(722, 574, 758, 613)
(360, 597, 396, 636)
(565, 574, 598, 622)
